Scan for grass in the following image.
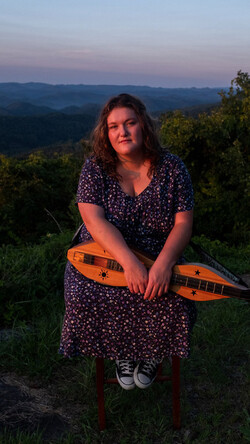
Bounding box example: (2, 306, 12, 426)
(0, 233, 249, 443)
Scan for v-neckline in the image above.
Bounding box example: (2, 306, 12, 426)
(115, 173, 156, 199)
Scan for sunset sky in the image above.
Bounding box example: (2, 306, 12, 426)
(1, 0, 249, 87)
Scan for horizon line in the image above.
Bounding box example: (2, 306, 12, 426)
(0, 80, 228, 90)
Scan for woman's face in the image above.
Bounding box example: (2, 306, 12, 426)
(107, 107, 143, 160)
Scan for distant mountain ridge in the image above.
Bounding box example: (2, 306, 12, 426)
(0, 82, 225, 156)
(0, 82, 223, 114)
(0, 101, 102, 117)
(0, 102, 55, 116)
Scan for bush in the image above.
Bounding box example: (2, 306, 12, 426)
(0, 149, 86, 245)
(0, 231, 72, 328)
(160, 71, 250, 243)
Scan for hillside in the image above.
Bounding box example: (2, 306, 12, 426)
(0, 82, 223, 112)
(0, 82, 223, 156)
(0, 113, 96, 156)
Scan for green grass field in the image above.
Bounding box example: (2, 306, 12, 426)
(0, 233, 249, 443)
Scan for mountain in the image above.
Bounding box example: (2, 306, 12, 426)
(3, 102, 55, 116)
(0, 82, 223, 113)
(0, 113, 96, 156)
(0, 82, 224, 156)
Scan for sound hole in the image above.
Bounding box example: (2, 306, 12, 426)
(99, 269, 109, 280)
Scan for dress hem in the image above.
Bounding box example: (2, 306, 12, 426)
(58, 349, 190, 361)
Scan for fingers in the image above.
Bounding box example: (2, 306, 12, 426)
(138, 283, 147, 294)
(125, 262, 148, 294)
(125, 262, 171, 298)
(143, 265, 172, 300)
(129, 279, 147, 294)
(144, 281, 169, 300)
(129, 278, 169, 299)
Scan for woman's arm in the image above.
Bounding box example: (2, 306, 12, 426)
(144, 209, 193, 300)
(78, 202, 148, 294)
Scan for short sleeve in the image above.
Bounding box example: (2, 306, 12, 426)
(76, 158, 105, 207)
(173, 157, 194, 213)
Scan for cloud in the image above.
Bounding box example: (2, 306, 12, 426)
(62, 49, 93, 57)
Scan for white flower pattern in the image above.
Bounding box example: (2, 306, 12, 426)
(59, 152, 196, 360)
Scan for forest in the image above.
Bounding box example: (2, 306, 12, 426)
(0, 83, 222, 156)
(0, 112, 96, 156)
(1, 68, 249, 326)
(0, 71, 249, 443)
(0, 71, 249, 247)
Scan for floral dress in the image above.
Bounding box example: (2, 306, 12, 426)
(59, 152, 197, 360)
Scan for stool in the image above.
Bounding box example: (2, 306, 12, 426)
(96, 356, 181, 430)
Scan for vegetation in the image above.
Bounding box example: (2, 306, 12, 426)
(160, 70, 250, 243)
(0, 72, 249, 247)
(0, 144, 91, 245)
(0, 72, 249, 442)
(0, 112, 96, 156)
(0, 233, 249, 442)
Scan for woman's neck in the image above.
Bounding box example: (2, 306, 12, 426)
(116, 152, 147, 172)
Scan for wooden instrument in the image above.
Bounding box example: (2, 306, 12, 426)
(67, 241, 250, 302)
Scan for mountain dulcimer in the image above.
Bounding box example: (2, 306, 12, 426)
(67, 241, 250, 302)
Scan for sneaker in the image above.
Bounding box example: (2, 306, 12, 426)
(115, 360, 136, 390)
(134, 359, 161, 389)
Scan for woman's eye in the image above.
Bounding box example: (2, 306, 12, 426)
(108, 125, 117, 130)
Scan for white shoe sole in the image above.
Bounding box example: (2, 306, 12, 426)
(115, 368, 136, 390)
(133, 364, 157, 389)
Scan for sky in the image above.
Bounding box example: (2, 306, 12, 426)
(1, 0, 249, 88)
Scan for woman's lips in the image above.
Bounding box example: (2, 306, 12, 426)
(119, 139, 131, 143)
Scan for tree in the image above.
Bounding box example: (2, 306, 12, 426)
(0, 149, 86, 244)
(160, 71, 250, 243)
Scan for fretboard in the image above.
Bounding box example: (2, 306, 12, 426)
(171, 273, 242, 298)
(74, 251, 249, 300)
(76, 252, 123, 272)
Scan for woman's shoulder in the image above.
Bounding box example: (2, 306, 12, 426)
(158, 150, 186, 171)
(83, 155, 99, 168)
(81, 155, 105, 175)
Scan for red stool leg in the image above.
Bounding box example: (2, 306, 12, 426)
(96, 357, 181, 430)
(172, 356, 181, 429)
(157, 362, 163, 377)
(96, 358, 106, 431)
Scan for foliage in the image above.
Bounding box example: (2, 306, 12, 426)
(0, 430, 44, 444)
(0, 148, 88, 245)
(0, 72, 249, 248)
(0, 231, 72, 328)
(0, 112, 96, 156)
(0, 232, 249, 442)
(160, 71, 250, 243)
(1, 74, 249, 442)
(0, 231, 249, 329)
(185, 234, 250, 275)
(0, 271, 249, 442)
(1, 300, 249, 443)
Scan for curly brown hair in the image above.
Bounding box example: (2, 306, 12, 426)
(91, 93, 163, 179)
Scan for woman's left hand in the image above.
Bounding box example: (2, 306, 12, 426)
(143, 210, 193, 300)
(143, 259, 172, 300)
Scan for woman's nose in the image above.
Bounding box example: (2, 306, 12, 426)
(120, 125, 128, 136)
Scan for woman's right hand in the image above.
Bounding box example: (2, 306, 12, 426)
(123, 258, 148, 294)
(78, 203, 148, 293)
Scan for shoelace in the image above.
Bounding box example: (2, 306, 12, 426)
(139, 360, 160, 376)
(118, 360, 135, 374)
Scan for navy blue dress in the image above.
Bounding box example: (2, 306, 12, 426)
(59, 152, 196, 360)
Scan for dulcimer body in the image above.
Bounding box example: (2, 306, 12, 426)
(67, 241, 250, 302)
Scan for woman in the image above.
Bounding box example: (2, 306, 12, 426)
(59, 93, 196, 390)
